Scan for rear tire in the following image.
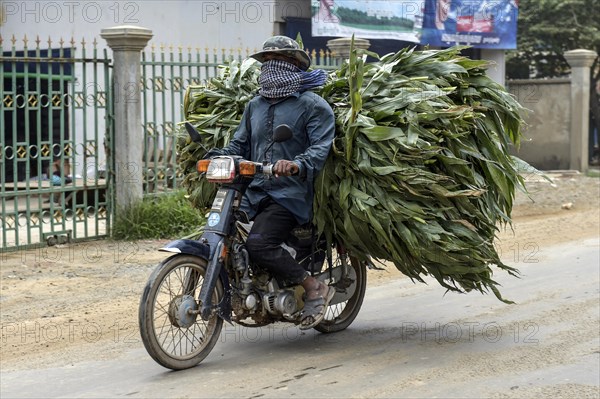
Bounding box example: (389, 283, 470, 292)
(139, 255, 223, 370)
(314, 253, 366, 333)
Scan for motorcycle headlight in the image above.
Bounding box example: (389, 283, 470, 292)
(204, 156, 236, 183)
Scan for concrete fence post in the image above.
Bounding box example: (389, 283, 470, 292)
(101, 25, 153, 214)
(564, 49, 597, 173)
(326, 37, 371, 62)
(480, 49, 506, 87)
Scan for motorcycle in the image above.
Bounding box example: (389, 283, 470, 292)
(138, 123, 367, 370)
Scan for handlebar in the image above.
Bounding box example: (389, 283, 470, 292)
(256, 162, 299, 177)
(197, 156, 298, 181)
(261, 163, 275, 176)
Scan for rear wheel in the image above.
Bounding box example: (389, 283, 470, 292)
(139, 255, 223, 370)
(314, 250, 366, 333)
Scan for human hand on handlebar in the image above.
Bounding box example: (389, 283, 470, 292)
(273, 160, 299, 177)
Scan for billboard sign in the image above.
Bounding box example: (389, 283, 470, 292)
(311, 0, 518, 49)
(420, 0, 518, 49)
(311, 0, 425, 43)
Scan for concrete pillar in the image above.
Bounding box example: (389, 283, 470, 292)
(564, 49, 597, 172)
(327, 37, 371, 62)
(101, 26, 153, 213)
(480, 49, 506, 87)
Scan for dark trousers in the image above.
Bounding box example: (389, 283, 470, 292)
(245, 198, 308, 285)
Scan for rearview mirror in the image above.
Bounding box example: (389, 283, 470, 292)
(273, 124, 293, 143)
(185, 122, 202, 143)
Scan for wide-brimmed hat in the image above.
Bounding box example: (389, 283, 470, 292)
(250, 36, 311, 71)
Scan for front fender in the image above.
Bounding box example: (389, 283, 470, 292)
(159, 239, 210, 260)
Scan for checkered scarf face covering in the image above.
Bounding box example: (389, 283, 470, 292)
(258, 60, 327, 98)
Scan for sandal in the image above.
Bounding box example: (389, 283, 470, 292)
(299, 284, 335, 330)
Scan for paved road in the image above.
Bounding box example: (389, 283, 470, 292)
(2, 238, 599, 398)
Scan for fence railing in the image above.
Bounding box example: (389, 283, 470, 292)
(2, 30, 340, 250)
(1, 35, 112, 250)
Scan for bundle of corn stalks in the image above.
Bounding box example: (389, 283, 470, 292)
(178, 44, 528, 302)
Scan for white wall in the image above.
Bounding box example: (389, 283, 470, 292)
(1, 1, 304, 50)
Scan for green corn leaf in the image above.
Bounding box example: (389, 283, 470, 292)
(178, 45, 529, 303)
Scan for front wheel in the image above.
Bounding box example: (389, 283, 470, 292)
(314, 251, 367, 333)
(139, 255, 223, 370)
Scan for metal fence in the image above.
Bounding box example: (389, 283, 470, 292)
(2, 36, 339, 251)
(140, 45, 232, 195)
(1, 36, 112, 250)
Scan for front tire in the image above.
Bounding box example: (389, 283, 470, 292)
(139, 255, 224, 370)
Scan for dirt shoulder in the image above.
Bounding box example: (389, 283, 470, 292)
(1, 173, 598, 372)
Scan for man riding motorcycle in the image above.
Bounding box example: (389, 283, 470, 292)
(205, 35, 336, 329)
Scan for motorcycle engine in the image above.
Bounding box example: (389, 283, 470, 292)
(263, 289, 299, 318)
